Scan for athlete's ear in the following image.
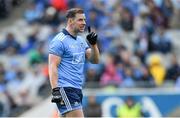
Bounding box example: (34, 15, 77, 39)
(69, 18, 74, 24)
(67, 18, 72, 25)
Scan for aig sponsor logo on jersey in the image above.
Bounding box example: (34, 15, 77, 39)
(69, 44, 77, 49)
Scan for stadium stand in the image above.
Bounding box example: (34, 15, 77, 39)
(0, 0, 179, 117)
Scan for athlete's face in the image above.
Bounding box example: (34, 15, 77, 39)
(72, 13, 86, 33)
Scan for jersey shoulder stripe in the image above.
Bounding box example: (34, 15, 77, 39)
(54, 32, 66, 41)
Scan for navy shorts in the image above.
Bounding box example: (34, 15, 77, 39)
(56, 87, 83, 115)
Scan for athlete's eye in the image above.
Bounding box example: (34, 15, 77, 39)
(78, 18, 86, 22)
(79, 19, 83, 21)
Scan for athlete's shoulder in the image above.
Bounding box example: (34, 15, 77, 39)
(49, 32, 67, 55)
(52, 32, 68, 42)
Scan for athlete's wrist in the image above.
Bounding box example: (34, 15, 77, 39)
(52, 87, 60, 91)
(90, 44, 98, 47)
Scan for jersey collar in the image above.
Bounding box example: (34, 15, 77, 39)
(62, 29, 77, 40)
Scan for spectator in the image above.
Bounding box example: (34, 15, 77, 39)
(50, 0, 68, 11)
(130, 57, 142, 81)
(0, 0, 12, 19)
(146, 0, 168, 28)
(85, 63, 103, 88)
(166, 54, 180, 81)
(116, 96, 143, 118)
(28, 42, 47, 66)
(24, 2, 42, 24)
(120, 0, 139, 16)
(134, 32, 149, 63)
(84, 95, 102, 117)
(4, 60, 21, 82)
(98, 18, 122, 52)
(138, 65, 155, 88)
(87, 8, 101, 29)
(21, 31, 39, 54)
(120, 67, 135, 88)
(42, 6, 60, 26)
(0, 0, 7, 19)
(160, 0, 174, 28)
(151, 26, 172, 54)
(119, 7, 134, 31)
(119, 48, 132, 67)
(0, 33, 21, 55)
(100, 54, 122, 88)
(148, 54, 166, 86)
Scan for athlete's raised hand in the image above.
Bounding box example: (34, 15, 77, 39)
(86, 26, 98, 45)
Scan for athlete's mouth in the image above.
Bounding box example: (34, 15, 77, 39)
(80, 26, 85, 30)
(80, 25, 85, 28)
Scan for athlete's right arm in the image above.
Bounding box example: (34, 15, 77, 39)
(49, 54, 63, 103)
(48, 35, 65, 103)
(48, 54, 61, 89)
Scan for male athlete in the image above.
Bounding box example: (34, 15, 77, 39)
(48, 8, 100, 117)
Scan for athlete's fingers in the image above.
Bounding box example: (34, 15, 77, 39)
(88, 26, 91, 33)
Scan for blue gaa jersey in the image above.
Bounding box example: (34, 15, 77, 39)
(49, 29, 89, 89)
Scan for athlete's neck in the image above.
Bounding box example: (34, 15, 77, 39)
(66, 26, 78, 37)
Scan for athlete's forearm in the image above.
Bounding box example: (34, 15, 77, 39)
(49, 63, 58, 89)
(90, 44, 100, 64)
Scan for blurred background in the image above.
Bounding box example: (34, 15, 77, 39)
(0, 0, 180, 117)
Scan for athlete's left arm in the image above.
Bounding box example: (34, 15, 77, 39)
(86, 44, 100, 64)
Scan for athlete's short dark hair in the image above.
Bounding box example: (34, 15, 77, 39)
(66, 8, 84, 19)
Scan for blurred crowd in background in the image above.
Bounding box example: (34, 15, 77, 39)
(0, 0, 23, 19)
(0, 0, 180, 117)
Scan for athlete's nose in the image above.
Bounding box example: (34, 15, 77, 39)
(82, 19, 86, 25)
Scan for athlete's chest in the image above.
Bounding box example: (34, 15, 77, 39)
(63, 39, 86, 64)
(65, 39, 86, 54)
